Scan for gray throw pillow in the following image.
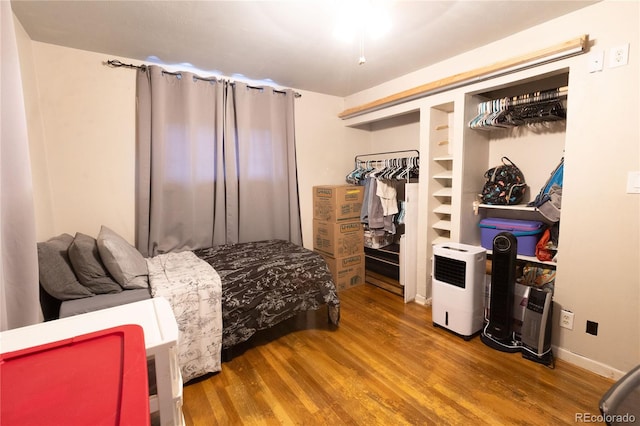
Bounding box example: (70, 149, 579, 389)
(68, 232, 123, 295)
(97, 226, 149, 290)
(37, 234, 94, 300)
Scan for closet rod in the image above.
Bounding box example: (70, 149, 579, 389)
(354, 149, 419, 165)
(105, 59, 302, 98)
(506, 85, 568, 101)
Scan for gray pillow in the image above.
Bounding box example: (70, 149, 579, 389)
(97, 226, 149, 290)
(68, 232, 123, 295)
(37, 234, 94, 300)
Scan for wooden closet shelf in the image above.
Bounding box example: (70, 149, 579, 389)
(433, 172, 453, 180)
(433, 205, 452, 215)
(338, 35, 588, 119)
(433, 188, 453, 197)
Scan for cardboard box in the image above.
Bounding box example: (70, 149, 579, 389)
(313, 185, 364, 222)
(318, 252, 365, 291)
(313, 219, 364, 257)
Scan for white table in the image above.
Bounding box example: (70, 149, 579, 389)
(0, 297, 183, 426)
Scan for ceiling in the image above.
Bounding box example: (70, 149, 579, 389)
(11, 0, 598, 97)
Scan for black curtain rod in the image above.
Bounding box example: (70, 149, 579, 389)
(107, 59, 145, 70)
(105, 59, 302, 98)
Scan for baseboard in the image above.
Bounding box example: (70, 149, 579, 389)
(414, 295, 431, 306)
(553, 346, 626, 380)
(414, 294, 624, 380)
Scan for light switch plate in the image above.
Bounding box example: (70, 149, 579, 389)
(588, 50, 604, 73)
(627, 171, 640, 194)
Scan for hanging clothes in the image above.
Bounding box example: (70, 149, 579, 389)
(353, 151, 419, 238)
(361, 177, 385, 229)
(361, 177, 398, 234)
(376, 179, 399, 216)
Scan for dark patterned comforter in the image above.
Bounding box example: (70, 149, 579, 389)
(193, 240, 340, 349)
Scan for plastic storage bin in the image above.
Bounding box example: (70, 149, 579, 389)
(363, 229, 394, 249)
(1, 325, 149, 426)
(0, 297, 182, 426)
(479, 218, 544, 256)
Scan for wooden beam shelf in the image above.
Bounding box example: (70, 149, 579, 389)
(338, 35, 588, 120)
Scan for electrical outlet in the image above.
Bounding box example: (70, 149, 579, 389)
(586, 320, 599, 336)
(560, 309, 574, 330)
(609, 43, 629, 68)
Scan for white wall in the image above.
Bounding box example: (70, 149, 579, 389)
(342, 0, 639, 376)
(25, 43, 138, 242)
(14, 15, 53, 241)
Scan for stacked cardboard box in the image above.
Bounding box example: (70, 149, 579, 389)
(312, 185, 365, 291)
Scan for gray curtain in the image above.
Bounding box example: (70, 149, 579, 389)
(1, 2, 41, 330)
(136, 65, 301, 257)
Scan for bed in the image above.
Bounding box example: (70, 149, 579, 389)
(193, 239, 340, 349)
(38, 230, 340, 382)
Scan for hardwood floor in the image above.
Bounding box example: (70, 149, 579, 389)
(182, 284, 614, 425)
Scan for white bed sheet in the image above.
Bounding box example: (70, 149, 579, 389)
(146, 251, 223, 382)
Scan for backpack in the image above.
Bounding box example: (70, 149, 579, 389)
(480, 157, 526, 205)
(529, 157, 564, 208)
(529, 157, 564, 222)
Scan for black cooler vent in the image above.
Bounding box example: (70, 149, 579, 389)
(434, 255, 466, 289)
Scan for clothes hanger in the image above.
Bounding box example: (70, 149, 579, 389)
(390, 158, 406, 179)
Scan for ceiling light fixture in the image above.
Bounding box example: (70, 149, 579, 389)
(333, 0, 392, 65)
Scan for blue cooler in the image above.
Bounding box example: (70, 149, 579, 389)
(479, 218, 544, 256)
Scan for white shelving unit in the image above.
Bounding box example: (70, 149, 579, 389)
(0, 298, 184, 426)
(428, 105, 455, 246)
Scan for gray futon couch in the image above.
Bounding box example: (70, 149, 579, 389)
(38, 226, 151, 321)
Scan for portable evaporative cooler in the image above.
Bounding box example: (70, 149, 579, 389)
(432, 243, 486, 339)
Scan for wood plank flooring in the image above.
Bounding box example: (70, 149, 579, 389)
(182, 284, 614, 425)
